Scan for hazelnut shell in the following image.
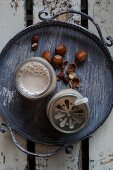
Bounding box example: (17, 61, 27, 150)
(63, 76, 69, 84)
(66, 63, 77, 74)
(70, 77, 80, 89)
(56, 72, 64, 81)
(61, 61, 68, 71)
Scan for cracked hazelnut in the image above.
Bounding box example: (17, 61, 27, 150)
(66, 63, 77, 74)
(52, 55, 63, 66)
(32, 43, 38, 50)
(70, 77, 80, 89)
(42, 51, 52, 63)
(69, 73, 76, 80)
(32, 34, 39, 43)
(61, 61, 68, 71)
(63, 76, 69, 84)
(76, 50, 87, 62)
(55, 44, 66, 56)
(56, 72, 64, 81)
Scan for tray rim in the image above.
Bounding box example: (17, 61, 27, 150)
(0, 20, 113, 145)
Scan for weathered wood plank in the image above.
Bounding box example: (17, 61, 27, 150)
(33, 0, 81, 24)
(0, 1, 27, 169)
(33, 1, 82, 170)
(35, 142, 82, 170)
(0, 122, 27, 170)
(88, 0, 113, 169)
(0, 0, 26, 51)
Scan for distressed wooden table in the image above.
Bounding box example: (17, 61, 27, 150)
(0, 0, 113, 170)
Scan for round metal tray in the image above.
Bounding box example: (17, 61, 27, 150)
(0, 11, 113, 147)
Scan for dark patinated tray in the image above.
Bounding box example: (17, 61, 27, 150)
(0, 10, 113, 156)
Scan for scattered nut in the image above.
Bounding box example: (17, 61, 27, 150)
(42, 51, 52, 63)
(61, 61, 68, 71)
(56, 72, 64, 81)
(63, 76, 69, 84)
(66, 63, 77, 74)
(32, 34, 39, 43)
(52, 55, 63, 66)
(40, 47, 84, 87)
(76, 50, 87, 62)
(56, 75, 60, 81)
(69, 73, 76, 79)
(55, 44, 66, 56)
(70, 77, 80, 89)
(32, 43, 38, 50)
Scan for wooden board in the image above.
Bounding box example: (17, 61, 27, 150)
(0, 1, 27, 170)
(33, 0, 81, 24)
(33, 0, 82, 169)
(35, 142, 82, 170)
(88, 0, 113, 169)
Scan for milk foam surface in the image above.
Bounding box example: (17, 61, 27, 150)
(16, 61, 50, 96)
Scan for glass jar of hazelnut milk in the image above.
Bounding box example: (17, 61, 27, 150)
(14, 57, 56, 100)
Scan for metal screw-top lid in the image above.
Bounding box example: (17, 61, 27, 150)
(47, 89, 89, 134)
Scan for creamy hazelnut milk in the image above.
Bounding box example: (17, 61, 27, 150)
(15, 59, 52, 99)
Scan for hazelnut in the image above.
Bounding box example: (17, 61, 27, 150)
(69, 73, 76, 79)
(56, 72, 64, 81)
(52, 55, 63, 66)
(66, 63, 77, 74)
(32, 43, 38, 50)
(61, 61, 68, 71)
(42, 51, 52, 63)
(76, 50, 87, 62)
(32, 34, 39, 43)
(63, 76, 69, 84)
(55, 44, 66, 56)
(70, 77, 80, 89)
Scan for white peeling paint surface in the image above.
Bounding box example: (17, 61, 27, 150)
(0, 87, 15, 106)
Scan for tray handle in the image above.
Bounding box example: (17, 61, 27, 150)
(0, 123, 69, 157)
(38, 9, 113, 47)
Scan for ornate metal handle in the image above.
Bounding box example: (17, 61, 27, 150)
(0, 123, 69, 157)
(38, 9, 113, 47)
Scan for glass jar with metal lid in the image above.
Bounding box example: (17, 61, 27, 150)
(47, 89, 89, 134)
(14, 57, 56, 100)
